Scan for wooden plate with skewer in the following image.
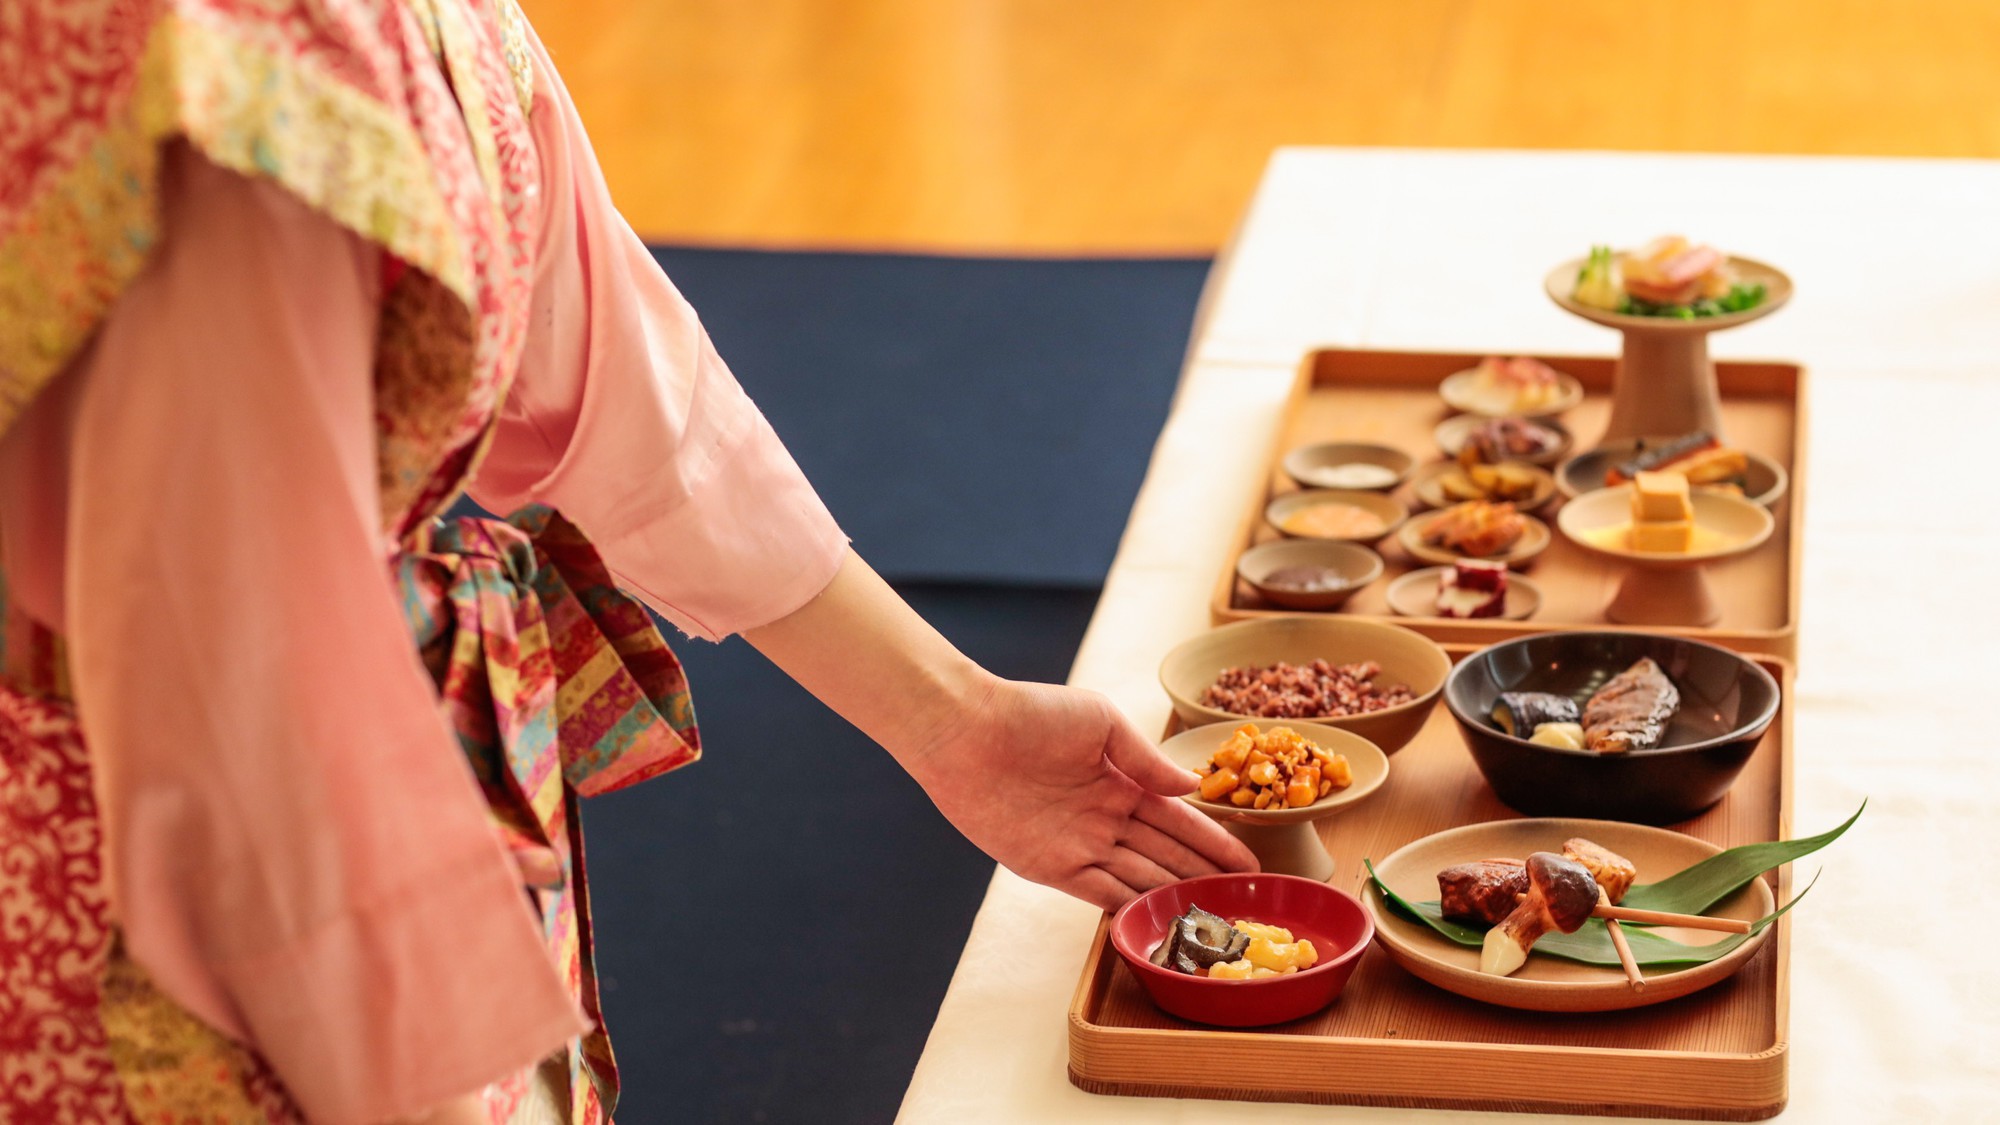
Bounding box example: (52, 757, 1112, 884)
(1364, 817, 1774, 1012)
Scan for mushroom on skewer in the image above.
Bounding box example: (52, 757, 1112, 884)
(1479, 852, 1600, 977)
(1438, 836, 1636, 926)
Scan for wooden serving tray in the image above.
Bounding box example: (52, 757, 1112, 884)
(1067, 652, 1795, 1120)
(1211, 349, 1808, 660)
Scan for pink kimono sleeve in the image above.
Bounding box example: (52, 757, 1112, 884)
(59, 147, 584, 1123)
(467, 32, 848, 642)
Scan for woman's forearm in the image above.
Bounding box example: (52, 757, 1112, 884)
(743, 549, 995, 769)
(744, 547, 1256, 910)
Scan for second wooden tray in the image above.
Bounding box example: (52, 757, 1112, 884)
(1068, 652, 1796, 1120)
(1213, 348, 1808, 660)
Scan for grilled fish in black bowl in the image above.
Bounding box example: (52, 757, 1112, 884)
(1443, 632, 1779, 824)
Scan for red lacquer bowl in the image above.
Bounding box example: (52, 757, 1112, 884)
(1108, 873, 1374, 1027)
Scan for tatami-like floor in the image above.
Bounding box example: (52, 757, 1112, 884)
(521, 0, 2000, 254)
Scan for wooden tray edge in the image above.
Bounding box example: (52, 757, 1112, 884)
(1065, 655, 1798, 1117)
(1207, 348, 1809, 661)
(1065, 1070, 1788, 1122)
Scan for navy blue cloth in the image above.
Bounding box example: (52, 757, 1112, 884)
(650, 247, 1211, 587)
(448, 249, 1210, 1121)
(588, 584, 1098, 1124)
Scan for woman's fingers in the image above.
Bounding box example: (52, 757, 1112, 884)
(1101, 709, 1203, 797)
(1118, 819, 1223, 881)
(1098, 844, 1180, 896)
(1135, 792, 1259, 872)
(1066, 865, 1145, 913)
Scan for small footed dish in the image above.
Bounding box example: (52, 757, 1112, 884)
(1439, 359, 1584, 418)
(1409, 460, 1557, 513)
(1236, 539, 1384, 611)
(1557, 440, 1788, 508)
(1283, 441, 1415, 492)
(1158, 617, 1451, 755)
(1160, 721, 1390, 880)
(1265, 489, 1409, 545)
(1557, 486, 1774, 625)
(1398, 508, 1551, 570)
(1435, 414, 1574, 468)
(1385, 567, 1542, 621)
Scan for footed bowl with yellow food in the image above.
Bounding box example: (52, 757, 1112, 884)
(1555, 482, 1775, 626)
(1159, 721, 1390, 881)
(1110, 873, 1374, 1027)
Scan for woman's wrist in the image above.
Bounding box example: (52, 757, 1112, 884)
(744, 549, 1000, 769)
(889, 656, 1002, 780)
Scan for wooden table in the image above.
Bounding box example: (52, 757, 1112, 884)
(896, 149, 2000, 1122)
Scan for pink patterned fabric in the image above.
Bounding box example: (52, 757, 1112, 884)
(1, 0, 541, 527)
(0, 5, 846, 1121)
(3, 147, 585, 1125)
(469, 28, 850, 641)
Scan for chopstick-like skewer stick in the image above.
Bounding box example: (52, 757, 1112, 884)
(1598, 888, 1645, 991)
(1592, 904, 1752, 934)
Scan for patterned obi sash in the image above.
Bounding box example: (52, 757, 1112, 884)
(399, 506, 700, 1121)
(0, 506, 698, 1124)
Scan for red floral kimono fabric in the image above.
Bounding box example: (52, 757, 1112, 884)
(0, 508, 702, 1123)
(0, 0, 703, 1121)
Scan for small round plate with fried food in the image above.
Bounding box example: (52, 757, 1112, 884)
(1398, 503, 1551, 569)
(1409, 460, 1557, 512)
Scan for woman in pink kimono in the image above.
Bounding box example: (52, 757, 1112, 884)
(0, 1, 1253, 1121)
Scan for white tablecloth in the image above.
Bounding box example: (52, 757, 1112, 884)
(897, 149, 2000, 1123)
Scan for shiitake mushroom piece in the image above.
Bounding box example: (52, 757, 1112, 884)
(1491, 691, 1581, 738)
(1166, 906, 1249, 974)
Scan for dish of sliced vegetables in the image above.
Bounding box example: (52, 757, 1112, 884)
(1574, 239, 1768, 319)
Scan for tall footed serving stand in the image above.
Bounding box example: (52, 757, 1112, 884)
(1542, 257, 1793, 446)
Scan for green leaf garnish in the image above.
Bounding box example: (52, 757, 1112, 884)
(1623, 801, 1862, 913)
(1363, 804, 1860, 968)
(1618, 280, 1768, 319)
(1368, 864, 1818, 966)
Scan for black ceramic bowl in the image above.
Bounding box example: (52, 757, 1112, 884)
(1443, 632, 1780, 824)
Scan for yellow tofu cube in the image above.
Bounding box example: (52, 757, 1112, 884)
(1631, 470, 1692, 522)
(1629, 518, 1693, 553)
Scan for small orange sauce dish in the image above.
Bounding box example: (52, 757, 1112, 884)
(1264, 489, 1409, 546)
(1109, 873, 1374, 1027)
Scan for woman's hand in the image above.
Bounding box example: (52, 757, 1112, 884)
(745, 550, 1256, 912)
(900, 676, 1257, 910)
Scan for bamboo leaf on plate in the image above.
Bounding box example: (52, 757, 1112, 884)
(1363, 802, 1862, 969)
(1367, 864, 1820, 967)
(1620, 802, 1862, 914)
